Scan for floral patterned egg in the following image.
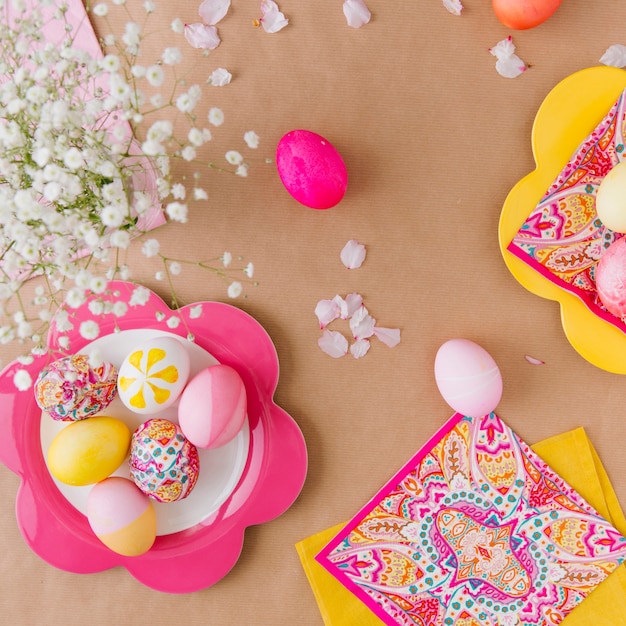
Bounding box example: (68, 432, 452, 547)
(117, 336, 190, 414)
(34, 354, 117, 422)
(129, 418, 199, 503)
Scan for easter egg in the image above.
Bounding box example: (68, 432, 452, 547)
(34, 354, 117, 422)
(129, 418, 200, 503)
(276, 129, 348, 209)
(87, 477, 157, 557)
(596, 237, 626, 319)
(47, 416, 131, 486)
(434, 339, 503, 418)
(178, 364, 247, 449)
(117, 336, 190, 414)
(595, 161, 626, 233)
(492, 0, 562, 30)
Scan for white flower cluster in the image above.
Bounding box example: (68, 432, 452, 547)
(0, 0, 257, 361)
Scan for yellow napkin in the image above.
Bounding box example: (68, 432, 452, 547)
(296, 428, 626, 625)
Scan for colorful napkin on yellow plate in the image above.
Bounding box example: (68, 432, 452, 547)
(297, 426, 626, 625)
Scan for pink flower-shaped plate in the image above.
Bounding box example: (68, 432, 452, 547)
(0, 281, 308, 593)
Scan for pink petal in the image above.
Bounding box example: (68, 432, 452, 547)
(350, 306, 375, 340)
(318, 330, 348, 358)
(344, 293, 363, 317)
(340, 239, 367, 269)
(315, 299, 340, 329)
(184, 23, 221, 49)
(373, 327, 401, 348)
(343, 0, 371, 28)
(350, 338, 371, 359)
(260, 0, 289, 33)
(495, 56, 527, 79)
(332, 295, 349, 319)
(198, 0, 231, 25)
(525, 354, 545, 365)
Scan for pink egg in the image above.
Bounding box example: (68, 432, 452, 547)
(178, 364, 247, 449)
(87, 477, 157, 557)
(596, 237, 626, 319)
(276, 130, 348, 209)
(434, 339, 502, 419)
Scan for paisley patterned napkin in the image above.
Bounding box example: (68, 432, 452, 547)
(508, 89, 626, 332)
(313, 413, 626, 626)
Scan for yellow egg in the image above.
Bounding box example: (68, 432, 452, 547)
(596, 161, 626, 233)
(47, 416, 131, 486)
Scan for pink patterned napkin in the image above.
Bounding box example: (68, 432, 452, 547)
(507, 89, 626, 332)
(316, 412, 626, 626)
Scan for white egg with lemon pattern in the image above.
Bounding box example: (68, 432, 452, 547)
(117, 336, 191, 414)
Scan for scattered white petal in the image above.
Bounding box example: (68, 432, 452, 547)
(600, 44, 626, 68)
(244, 130, 260, 149)
(184, 23, 221, 49)
(340, 239, 367, 269)
(198, 0, 231, 24)
(443, 0, 463, 16)
(79, 320, 100, 340)
(13, 369, 32, 391)
(350, 338, 371, 358)
(489, 36, 527, 79)
(166, 316, 181, 329)
(318, 330, 348, 358)
(227, 281, 243, 298)
(343, 0, 371, 28)
(315, 299, 341, 328)
(208, 67, 232, 86)
(332, 295, 349, 319)
(189, 305, 203, 319)
(259, 0, 289, 33)
(525, 354, 545, 365)
(373, 327, 401, 348)
(344, 293, 364, 317)
(350, 306, 375, 340)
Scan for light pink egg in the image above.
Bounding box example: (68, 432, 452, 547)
(434, 339, 502, 419)
(178, 364, 247, 449)
(276, 130, 348, 209)
(596, 237, 626, 319)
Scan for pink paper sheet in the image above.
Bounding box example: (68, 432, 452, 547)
(316, 412, 626, 626)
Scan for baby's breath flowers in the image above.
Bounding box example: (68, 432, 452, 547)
(0, 0, 257, 365)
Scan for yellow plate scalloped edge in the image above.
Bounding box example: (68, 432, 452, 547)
(498, 66, 626, 374)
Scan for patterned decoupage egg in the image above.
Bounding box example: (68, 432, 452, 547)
(129, 418, 200, 503)
(117, 336, 190, 414)
(34, 353, 118, 422)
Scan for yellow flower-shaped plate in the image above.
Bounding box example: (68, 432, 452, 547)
(498, 66, 626, 373)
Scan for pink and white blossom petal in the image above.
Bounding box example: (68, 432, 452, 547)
(184, 23, 221, 49)
(318, 330, 349, 358)
(340, 239, 367, 269)
(600, 44, 626, 68)
(443, 0, 463, 16)
(489, 36, 526, 78)
(525, 354, 545, 365)
(373, 326, 401, 348)
(332, 294, 349, 319)
(198, 0, 231, 25)
(350, 306, 375, 340)
(350, 338, 371, 359)
(343, 0, 371, 28)
(344, 293, 363, 318)
(315, 298, 340, 329)
(259, 1, 289, 33)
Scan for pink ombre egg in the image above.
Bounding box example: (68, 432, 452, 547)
(596, 237, 626, 319)
(87, 477, 157, 557)
(434, 339, 502, 419)
(178, 364, 247, 449)
(276, 130, 348, 209)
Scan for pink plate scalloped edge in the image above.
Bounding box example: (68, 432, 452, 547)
(0, 281, 308, 593)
